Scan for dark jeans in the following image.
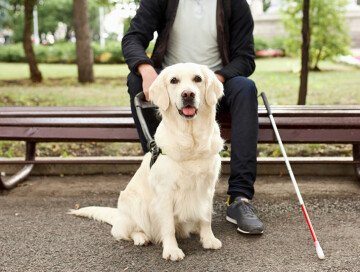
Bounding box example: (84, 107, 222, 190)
(127, 72, 258, 200)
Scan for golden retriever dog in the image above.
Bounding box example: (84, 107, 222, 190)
(69, 63, 224, 261)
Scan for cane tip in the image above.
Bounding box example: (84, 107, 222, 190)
(316, 244, 325, 259)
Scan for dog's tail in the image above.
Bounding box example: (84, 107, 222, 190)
(68, 207, 118, 226)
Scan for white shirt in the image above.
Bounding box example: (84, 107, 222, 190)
(162, 0, 223, 71)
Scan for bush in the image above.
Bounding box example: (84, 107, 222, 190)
(254, 37, 270, 52)
(254, 36, 287, 52)
(0, 42, 125, 64)
(44, 42, 76, 63)
(33, 42, 77, 63)
(93, 41, 124, 64)
(254, 36, 287, 57)
(0, 37, 288, 63)
(270, 36, 287, 52)
(0, 43, 26, 62)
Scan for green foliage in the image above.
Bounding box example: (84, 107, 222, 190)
(92, 41, 124, 63)
(34, 42, 76, 63)
(0, 42, 125, 63)
(36, 0, 103, 40)
(123, 16, 132, 36)
(280, 0, 350, 70)
(0, 141, 16, 158)
(271, 36, 287, 52)
(37, 0, 73, 36)
(0, 43, 26, 61)
(254, 36, 287, 52)
(0, 0, 10, 28)
(0, 42, 76, 63)
(263, 0, 271, 12)
(254, 37, 269, 52)
(1, 0, 24, 42)
(2, 0, 104, 43)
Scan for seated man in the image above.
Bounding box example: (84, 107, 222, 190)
(122, 0, 263, 234)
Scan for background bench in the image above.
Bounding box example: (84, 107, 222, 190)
(1, 105, 360, 189)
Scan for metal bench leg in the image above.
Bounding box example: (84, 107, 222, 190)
(354, 144, 360, 182)
(0, 142, 36, 190)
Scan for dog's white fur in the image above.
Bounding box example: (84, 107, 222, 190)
(69, 63, 224, 261)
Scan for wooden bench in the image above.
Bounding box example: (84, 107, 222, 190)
(1, 105, 360, 189)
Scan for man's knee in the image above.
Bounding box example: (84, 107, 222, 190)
(225, 76, 257, 100)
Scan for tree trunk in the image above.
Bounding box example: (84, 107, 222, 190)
(298, 0, 310, 105)
(73, 0, 94, 83)
(23, 0, 42, 83)
(312, 48, 322, 71)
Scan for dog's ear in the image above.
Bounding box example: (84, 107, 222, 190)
(202, 66, 224, 106)
(149, 72, 170, 111)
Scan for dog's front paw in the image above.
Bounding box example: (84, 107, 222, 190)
(132, 232, 150, 246)
(162, 247, 185, 261)
(202, 236, 222, 250)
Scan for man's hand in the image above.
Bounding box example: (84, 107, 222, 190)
(138, 64, 158, 101)
(215, 73, 225, 84)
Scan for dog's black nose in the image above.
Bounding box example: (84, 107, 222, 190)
(181, 90, 195, 101)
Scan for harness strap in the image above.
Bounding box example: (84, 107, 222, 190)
(149, 140, 162, 168)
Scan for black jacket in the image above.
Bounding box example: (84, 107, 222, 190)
(122, 0, 255, 80)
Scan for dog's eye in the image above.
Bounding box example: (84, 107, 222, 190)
(194, 75, 202, 83)
(170, 77, 179, 84)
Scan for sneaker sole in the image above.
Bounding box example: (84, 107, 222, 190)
(226, 216, 264, 235)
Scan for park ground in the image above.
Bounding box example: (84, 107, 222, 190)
(1, 174, 359, 271)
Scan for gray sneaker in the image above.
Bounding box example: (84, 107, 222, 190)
(226, 197, 264, 234)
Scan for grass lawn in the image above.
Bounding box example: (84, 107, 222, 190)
(0, 58, 358, 158)
(251, 58, 360, 105)
(1, 58, 360, 106)
(0, 63, 130, 106)
(0, 63, 130, 79)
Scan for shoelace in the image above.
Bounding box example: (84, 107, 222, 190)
(236, 201, 256, 217)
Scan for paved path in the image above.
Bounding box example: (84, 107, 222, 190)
(1, 174, 359, 272)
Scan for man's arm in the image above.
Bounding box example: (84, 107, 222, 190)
(215, 0, 256, 80)
(121, 0, 162, 75)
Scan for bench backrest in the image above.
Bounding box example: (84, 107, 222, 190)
(1, 106, 360, 143)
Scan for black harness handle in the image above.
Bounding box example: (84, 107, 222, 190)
(134, 92, 162, 168)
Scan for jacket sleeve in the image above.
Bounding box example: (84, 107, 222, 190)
(215, 0, 256, 79)
(121, 0, 163, 74)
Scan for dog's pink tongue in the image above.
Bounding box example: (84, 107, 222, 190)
(182, 107, 196, 116)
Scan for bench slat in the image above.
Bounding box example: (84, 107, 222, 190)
(0, 117, 135, 127)
(0, 127, 140, 142)
(231, 128, 360, 143)
(1, 126, 360, 143)
(2, 106, 360, 117)
(0, 106, 130, 112)
(0, 106, 360, 143)
(1, 116, 360, 128)
(0, 107, 132, 117)
(258, 117, 360, 128)
(2, 105, 360, 111)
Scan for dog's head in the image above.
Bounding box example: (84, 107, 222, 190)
(149, 63, 224, 120)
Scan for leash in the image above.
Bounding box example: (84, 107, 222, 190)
(134, 92, 162, 168)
